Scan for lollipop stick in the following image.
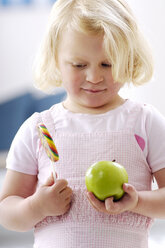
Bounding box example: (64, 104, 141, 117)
(51, 161, 56, 182)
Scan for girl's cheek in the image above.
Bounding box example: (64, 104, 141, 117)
(70, 72, 84, 83)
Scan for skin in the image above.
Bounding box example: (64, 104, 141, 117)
(57, 29, 125, 114)
(0, 172, 72, 231)
(0, 29, 165, 232)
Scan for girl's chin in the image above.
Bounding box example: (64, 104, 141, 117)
(80, 101, 110, 111)
(82, 99, 108, 108)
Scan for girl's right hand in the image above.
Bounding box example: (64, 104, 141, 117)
(32, 174, 72, 218)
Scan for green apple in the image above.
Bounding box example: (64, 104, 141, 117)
(85, 161, 128, 201)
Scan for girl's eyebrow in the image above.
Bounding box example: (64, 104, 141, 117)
(68, 56, 87, 62)
(67, 56, 110, 63)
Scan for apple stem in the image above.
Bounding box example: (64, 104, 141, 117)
(112, 159, 116, 162)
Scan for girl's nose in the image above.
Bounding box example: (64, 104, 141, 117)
(86, 68, 103, 84)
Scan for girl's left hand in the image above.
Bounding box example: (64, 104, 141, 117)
(86, 183, 138, 215)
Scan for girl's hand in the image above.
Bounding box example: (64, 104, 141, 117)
(86, 183, 138, 215)
(32, 173, 72, 218)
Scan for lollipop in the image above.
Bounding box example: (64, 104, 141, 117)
(37, 123, 59, 182)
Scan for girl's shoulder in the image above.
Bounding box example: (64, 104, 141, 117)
(25, 102, 63, 126)
(124, 99, 165, 121)
(122, 100, 165, 139)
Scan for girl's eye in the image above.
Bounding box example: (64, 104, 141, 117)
(73, 64, 86, 68)
(101, 63, 111, 67)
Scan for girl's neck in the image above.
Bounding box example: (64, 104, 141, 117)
(63, 96, 126, 115)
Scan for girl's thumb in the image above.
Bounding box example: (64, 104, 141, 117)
(44, 172, 55, 186)
(123, 183, 136, 196)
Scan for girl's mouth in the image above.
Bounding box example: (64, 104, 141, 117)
(83, 88, 105, 94)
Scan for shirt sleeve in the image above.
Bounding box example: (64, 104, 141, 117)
(145, 105, 165, 173)
(6, 112, 41, 175)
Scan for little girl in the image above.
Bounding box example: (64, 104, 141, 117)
(1, 0, 165, 247)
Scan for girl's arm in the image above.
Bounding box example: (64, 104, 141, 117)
(133, 168, 165, 218)
(0, 170, 39, 231)
(87, 168, 165, 218)
(0, 169, 72, 232)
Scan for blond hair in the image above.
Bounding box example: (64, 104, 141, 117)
(33, 0, 154, 92)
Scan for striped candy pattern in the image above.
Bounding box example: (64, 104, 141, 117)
(38, 123, 59, 162)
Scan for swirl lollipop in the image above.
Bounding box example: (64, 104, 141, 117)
(37, 123, 59, 182)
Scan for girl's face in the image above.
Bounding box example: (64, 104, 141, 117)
(57, 29, 124, 114)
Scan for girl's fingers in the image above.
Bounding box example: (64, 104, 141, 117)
(60, 187, 72, 198)
(105, 197, 115, 212)
(53, 179, 68, 193)
(86, 192, 106, 212)
(123, 183, 137, 198)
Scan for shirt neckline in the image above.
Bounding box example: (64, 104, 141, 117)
(56, 99, 131, 118)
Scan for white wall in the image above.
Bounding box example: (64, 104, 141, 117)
(0, 6, 51, 102)
(0, 1, 165, 114)
(120, 0, 165, 115)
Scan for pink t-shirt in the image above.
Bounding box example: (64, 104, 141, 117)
(6, 99, 165, 248)
(6, 99, 165, 175)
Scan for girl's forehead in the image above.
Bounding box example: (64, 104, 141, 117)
(59, 28, 104, 48)
(58, 29, 108, 61)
